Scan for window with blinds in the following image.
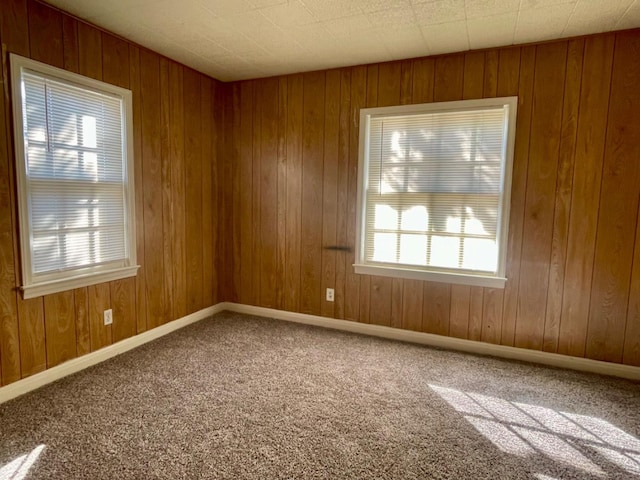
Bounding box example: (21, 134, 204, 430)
(355, 97, 517, 288)
(10, 54, 137, 299)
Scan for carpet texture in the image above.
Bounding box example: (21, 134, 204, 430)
(1, 312, 640, 479)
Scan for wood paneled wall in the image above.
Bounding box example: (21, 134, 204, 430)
(0, 0, 224, 386)
(224, 30, 640, 366)
(0, 0, 638, 390)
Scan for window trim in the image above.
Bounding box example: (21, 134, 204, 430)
(10, 53, 138, 299)
(354, 97, 518, 289)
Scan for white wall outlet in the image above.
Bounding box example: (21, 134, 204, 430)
(326, 288, 335, 302)
(103, 309, 113, 326)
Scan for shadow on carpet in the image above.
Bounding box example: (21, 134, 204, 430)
(1, 312, 640, 479)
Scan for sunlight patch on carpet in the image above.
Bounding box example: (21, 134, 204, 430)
(0, 445, 46, 480)
(430, 384, 640, 477)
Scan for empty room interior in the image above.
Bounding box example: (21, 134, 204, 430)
(1, 0, 640, 478)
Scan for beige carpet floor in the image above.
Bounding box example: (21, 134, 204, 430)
(1, 311, 640, 479)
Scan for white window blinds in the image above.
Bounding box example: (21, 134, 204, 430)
(11, 54, 137, 298)
(23, 72, 127, 274)
(356, 98, 517, 288)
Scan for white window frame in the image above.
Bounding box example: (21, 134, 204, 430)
(10, 54, 138, 299)
(354, 97, 517, 289)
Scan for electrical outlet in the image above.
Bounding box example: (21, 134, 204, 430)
(103, 309, 113, 326)
(326, 288, 335, 302)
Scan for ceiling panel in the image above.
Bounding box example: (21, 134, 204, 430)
(44, 0, 640, 81)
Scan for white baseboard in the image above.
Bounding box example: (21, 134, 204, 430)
(0, 304, 224, 405)
(3, 301, 638, 404)
(220, 302, 640, 382)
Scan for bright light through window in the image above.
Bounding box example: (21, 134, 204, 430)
(356, 97, 517, 288)
(10, 54, 138, 298)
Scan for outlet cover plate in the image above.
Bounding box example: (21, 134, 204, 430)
(326, 288, 334, 302)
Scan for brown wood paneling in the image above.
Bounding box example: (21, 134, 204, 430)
(201, 77, 215, 308)
(43, 291, 76, 367)
(210, 83, 220, 304)
(463, 51, 485, 100)
(239, 81, 255, 305)
(378, 61, 401, 106)
(170, 62, 187, 319)
(514, 42, 567, 350)
(390, 279, 403, 329)
(344, 66, 366, 321)
(259, 78, 279, 309)
(422, 282, 451, 336)
(321, 70, 340, 318)
(300, 71, 325, 315)
(141, 51, 165, 326)
(585, 31, 640, 363)
(129, 45, 148, 335)
(400, 60, 413, 105)
(77, 21, 102, 80)
(74, 287, 90, 356)
(2, 3, 640, 387)
(481, 289, 503, 344)
(412, 58, 434, 103)
(0, 21, 21, 386)
(17, 297, 46, 377)
(110, 278, 136, 343)
(231, 84, 242, 304)
(468, 287, 484, 341)
(102, 33, 129, 88)
(370, 277, 392, 327)
(0, 0, 30, 56)
(358, 65, 378, 324)
(224, 33, 640, 368)
(27, 0, 63, 68)
(217, 84, 233, 303)
(558, 34, 615, 357)
(501, 46, 533, 347)
(497, 47, 521, 95)
(251, 82, 262, 307)
(402, 280, 423, 332)
(275, 78, 287, 310)
(159, 58, 174, 323)
(0, 6, 223, 388)
(101, 35, 138, 340)
(434, 54, 464, 102)
(183, 69, 203, 314)
(88, 283, 111, 351)
(61, 16, 78, 72)
(334, 69, 351, 319)
(483, 50, 499, 97)
(449, 285, 470, 339)
(542, 38, 584, 353)
(495, 47, 521, 346)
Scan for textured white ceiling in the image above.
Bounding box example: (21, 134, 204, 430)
(44, 0, 640, 81)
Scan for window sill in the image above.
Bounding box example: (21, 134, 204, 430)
(21, 265, 140, 299)
(353, 264, 506, 289)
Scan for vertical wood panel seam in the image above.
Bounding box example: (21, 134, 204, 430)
(553, 42, 585, 349)
(584, 35, 620, 348)
(513, 46, 538, 344)
(540, 42, 569, 348)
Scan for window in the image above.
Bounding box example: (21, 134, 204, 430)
(10, 54, 138, 299)
(355, 97, 517, 288)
